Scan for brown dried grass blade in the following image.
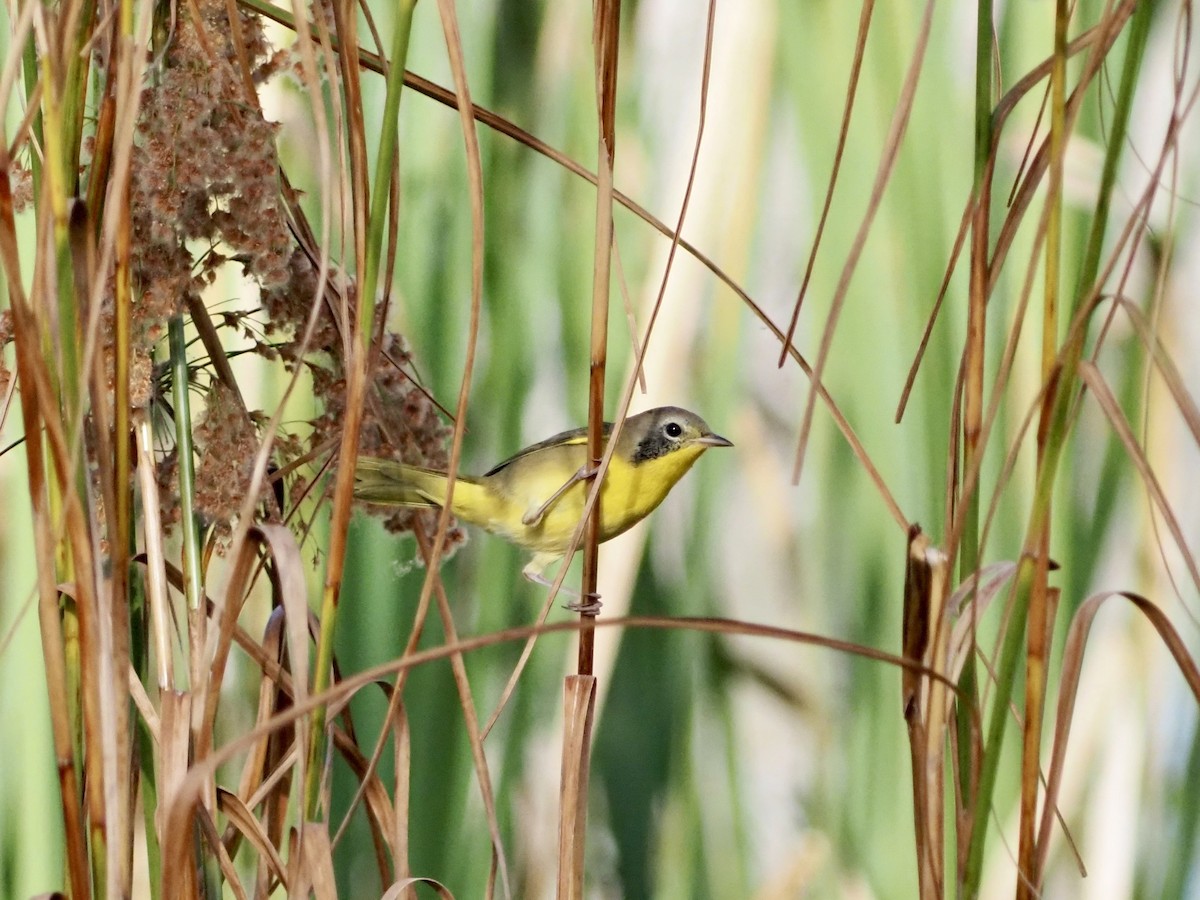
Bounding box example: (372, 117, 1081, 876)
(217, 787, 289, 891)
(986, 13, 1133, 301)
(901, 527, 949, 900)
(895, 195, 974, 423)
(159, 690, 198, 899)
(947, 563, 1019, 683)
(1114, 297, 1200, 451)
(1037, 590, 1200, 875)
(127, 663, 160, 743)
(196, 803, 250, 900)
(388, 697, 410, 886)
(295, 822, 339, 900)
(326, 720, 397, 885)
(222, 608, 292, 888)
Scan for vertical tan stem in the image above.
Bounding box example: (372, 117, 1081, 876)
(134, 411, 173, 690)
(556, 675, 597, 899)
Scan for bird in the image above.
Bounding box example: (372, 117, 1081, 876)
(354, 406, 732, 606)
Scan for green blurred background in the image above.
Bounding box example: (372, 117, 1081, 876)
(5, 0, 1200, 897)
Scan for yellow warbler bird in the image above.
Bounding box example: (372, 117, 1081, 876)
(354, 406, 731, 593)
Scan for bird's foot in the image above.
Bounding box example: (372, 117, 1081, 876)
(522, 556, 601, 613)
(565, 592, 602, 616)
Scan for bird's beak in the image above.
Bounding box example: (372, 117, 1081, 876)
(694, 433, 733, 448)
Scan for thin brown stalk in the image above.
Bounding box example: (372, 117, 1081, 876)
(791, 0, 936, 485)
(895, 194, 975, 424)
(777, 0, 875, 366)
(334, 0, 368, 285)
(1079, 363, 1200, 592)
(415, 523, 510, 898)
(408, 0, 486, 679)
(580, 0, 621, 675)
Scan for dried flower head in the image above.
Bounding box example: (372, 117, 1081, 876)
(192, 381, 269, 536)
(112, 0, 456, 557)
(128, 0, 292, 406)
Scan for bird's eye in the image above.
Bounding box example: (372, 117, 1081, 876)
(664, 421, 683, 439)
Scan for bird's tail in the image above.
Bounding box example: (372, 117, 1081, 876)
(353, 458, 455, 508)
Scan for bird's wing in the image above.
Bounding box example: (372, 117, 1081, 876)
(482, 421, 613, 477)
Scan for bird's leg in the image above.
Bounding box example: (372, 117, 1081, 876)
(521, 465, 596, 527)
(522, 554, 602, 614)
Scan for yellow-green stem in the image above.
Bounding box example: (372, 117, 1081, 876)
(358, 0, 417, 334)
(169, 317, 204, 688)
(1015, 2, 1068, 893)
(955, 0, 993, 852)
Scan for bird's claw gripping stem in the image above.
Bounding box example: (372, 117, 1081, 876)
(565, 592, 602, 615)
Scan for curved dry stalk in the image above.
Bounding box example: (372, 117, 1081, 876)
(777, 0, 876, 365)
(1036, 590, 1200, 878)
(381, 876, 456, 899)
(165, 607, 965, 883)
(1078, 363, 1200, 594)
(196, 524, 311, 782)
(791, 0, 936, 485)
(417, 522, 510, 894)
(216, 788, 290, 890)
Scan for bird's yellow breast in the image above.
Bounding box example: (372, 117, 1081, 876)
(458, 441, 709, 555)
(596, 447, 706, 539)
